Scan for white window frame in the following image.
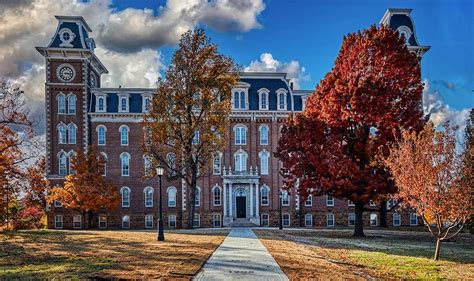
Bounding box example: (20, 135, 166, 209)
(57, 93, 66, 114)
(326, 213, 335, 227)
(258, 88, 270, 110)
(141, 93, 152, 113)
(122, 215, 130, 229)
(212, 185, 221, 206)
(393, 213, 401, 227)
(58, 151, 67, 176)
(57, 123, 67, 144)
(95, 93, 107, 112)
(118, 93, 130, 113)
(304, 213, 313, 227)
(370, 200, 376, 207)
(281, 190, 289, 206)
(67, 123, 77, 144)
(259, 125, 269, 145)
(195, 186, 201, 207)
(234, 125, 247, 145)
(96, 125, 107, 146)
(120, 152, 130, 176)
(213, 214, 221, 227)
(119, 125, 129, 146)
(167, 186, 177, 207)
(145, 214, 154, 229)
(213, 152, 222, 175)
(410, 213, 418, 226)
(121, 186, 131, 207)
(73, 215, 82, 229)
(276, 88, 288, 111)
(282, 213, 290, 227)
(168, 215, 177, 228)
(259, 150, 269, 175)
(326, 195, 334, 207)
(234, 149, 248, 172)
(370, 213, 378, 226)
(67, 94, 76, 115)
(99, 152, 107, 176)
(144, 186, 153, 208)
(193, 213, 201, 228)
(261, 213, 269, 226)
(99, 215, 107, 228)
(348, 212, 355, 226)
(55, 215, 63, 229)
(305, 195, 313, 207)
(260, 185, 269, 206)
(232, 89, 248, 110)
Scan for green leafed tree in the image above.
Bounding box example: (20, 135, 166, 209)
(143, 29, 239, 229)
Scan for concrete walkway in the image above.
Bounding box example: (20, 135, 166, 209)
(194, 228, 288, 281)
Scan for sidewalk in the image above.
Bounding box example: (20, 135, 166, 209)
(194, 228, 288, 281)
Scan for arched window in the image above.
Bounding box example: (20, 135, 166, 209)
(67, 123, 76, 144)
(120, 152, 130, 176)
(195, 186, 201, 207)
(58, 152, 67, 176)
(68, 151, 76, 174)
(276, 89, 288, 110)
(234, 149, 248, 172)
(97, 125, 106, 145)
(120, 97, 127, 112)
(122, 215, 130, 228)
(99, 152, 107, 176)
(213, 152, 221, 175)
(57, 123, 67, 144)
(261, 92, 268, 110)
(144, 186, 153, 207)
(120, 125, 129, 146)
(167, 186, 177, 207)
(261, 185, 269, 206)
(58, 94, 66, 114)
(259, 150, 269, 175)
(166, 153, 176, 176)
(259, 125, 268, 145)
(281, 190, 289, 206)
(213, 185, 221, 206)
(98, 97, 105, 111)
(234, 125, 247, 145)
(144, 97, 151, 112)
(67, 95, 76, 114)
(143, 155, 152, 176)
(120, 186, 131, 207)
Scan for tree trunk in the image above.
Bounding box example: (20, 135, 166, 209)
(87, 210, 93, 229)
(434, 238, 442, 261)
(380, 200, 388, 228)
(187, 172, 197, 229)
(82, 211, 87, 230)
(354, 202, 365, 237)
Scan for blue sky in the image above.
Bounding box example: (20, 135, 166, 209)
(110, 0, 473, 111)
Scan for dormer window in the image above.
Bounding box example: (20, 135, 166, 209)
(58, 28, 75, 48)
(118, 94, 130, 113)
(233, 91, 245, 110)
(142, 94, 152, 113)
(276, 88, 288, 111)
(94, 94, 107, 112)
(258, 88, 269, 110)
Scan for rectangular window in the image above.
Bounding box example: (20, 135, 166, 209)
(410, 213, 418, 226)
(193, 214, 200, 228)
(261, 188, 269, 206)
(98, 128, 106, 145)
(233, 91, 239, 109)
(348, 213, 355, 226)
(145, 215, 153, 229)
(393, 213, 401, 227)
(99, 215, 107, 228)
(282, 213, 290, 227)
(213, 214, 221, 227)
(213, 154, 221, 175)
(348, 200, 355, 207)
(260, 153, 269, 175)
(261, 213, 269, 226)
(122, 215, 130, 228)
(235, 127, 247, 145)
(169, 215, 177, 228)
(370, 213, 378, 226)
(73, 215, 82, 229)
(370, 200, 376, 207)
(305, 195, 312, 207)
(55, 215, 63, 229)
(282, 191, 289, 206)
(305, 213, 313, 227)
(213, 188, 221, 206)
(326, 195, 334, 207)
(326, 213, 334, 227)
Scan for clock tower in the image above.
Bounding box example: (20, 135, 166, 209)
(36, 16, 108, 185)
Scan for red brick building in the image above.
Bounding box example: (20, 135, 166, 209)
(38, 9, 429, 229)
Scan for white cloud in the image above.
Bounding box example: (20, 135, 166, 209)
(423, 79, 470, 131)
(244, 53, 310, 89)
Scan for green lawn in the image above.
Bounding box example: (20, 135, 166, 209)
(255, 228, 474, 280)
(0, 229, 229, 279)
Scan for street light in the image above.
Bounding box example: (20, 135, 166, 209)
(156, 165, 165, 241)
(279, 190, 283, 230)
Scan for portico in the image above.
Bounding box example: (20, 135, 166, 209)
(222, 166, 260, 226)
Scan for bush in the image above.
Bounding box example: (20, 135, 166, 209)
(13, 206, 45, 230)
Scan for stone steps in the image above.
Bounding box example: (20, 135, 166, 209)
(229, 219, 259, 227)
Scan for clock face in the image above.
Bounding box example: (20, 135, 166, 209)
(59, 66, 74, 81)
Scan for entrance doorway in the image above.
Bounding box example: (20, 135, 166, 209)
(236, 196, 246, 218)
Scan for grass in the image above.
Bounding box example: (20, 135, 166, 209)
(255, 228, 474, 280)
(0, 228, 229, 279)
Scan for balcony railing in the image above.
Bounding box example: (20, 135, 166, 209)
(222, 166, 259, 176)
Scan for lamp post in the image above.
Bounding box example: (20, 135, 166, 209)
(279, 190, 283, 230)
(156, 165, 165, 241)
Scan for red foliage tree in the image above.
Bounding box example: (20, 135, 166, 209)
(277, 25, 424, 236)
(385, 122, 472, 260)
(24, 156, 50, 209)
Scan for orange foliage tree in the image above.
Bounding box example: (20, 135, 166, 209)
(276, 25, 424, 237)
(47, 146, 120, 228)
(385, 122, 472, 260)
(143, 29, 239, 228)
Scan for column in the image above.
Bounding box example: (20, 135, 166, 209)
(223, 182, 227, 217)
(250, 183, 253, 217)
(255, 182, 260, 217)
(229, 183, 233, 217)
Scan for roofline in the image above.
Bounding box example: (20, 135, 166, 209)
(55, 15, 92, 32)
(92, 88, 155, 92)
(240, 72, 288, 78)
(35, 47, 108, 74)
(380, 8, 413, 25)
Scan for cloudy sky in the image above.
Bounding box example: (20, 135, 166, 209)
(0, 0, 472, 136)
